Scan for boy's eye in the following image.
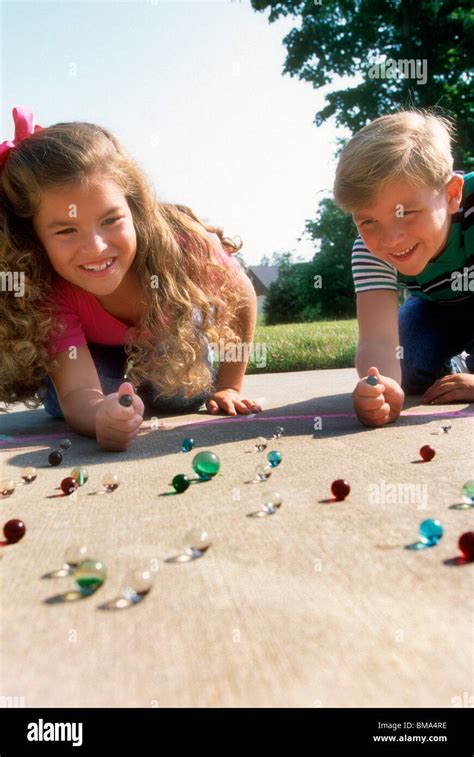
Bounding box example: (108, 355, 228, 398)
(359, 210, 420, 227)
(55, 217, 123, 235)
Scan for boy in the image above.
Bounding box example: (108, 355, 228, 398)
(333, 110, 474, 426)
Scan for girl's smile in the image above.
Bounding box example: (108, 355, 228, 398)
(33, 176, 137, 295)
(77, 256, 118, 276)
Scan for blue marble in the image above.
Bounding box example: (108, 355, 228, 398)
(419, 519, 443, 545)
(267, 450, 282, 468)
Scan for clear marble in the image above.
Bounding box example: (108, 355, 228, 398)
(262, 490, 283, 514)
(255, 464, 272, 482)
(101, 473, 120, 492)
(64, 544, 89, 569)
(121, 569, 154, 602)
(0, 479, 16, 497)
(184, 529, 211, 555)
(20, 467, 37, 484)
(461, 481, 474, 505)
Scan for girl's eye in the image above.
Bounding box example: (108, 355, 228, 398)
(55, 217, 123, 235)
(360, 219, 375, 226)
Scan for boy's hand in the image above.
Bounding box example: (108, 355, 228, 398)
(95, 381, 144, 451)
(353, 366, 405, 427)
(422, 373, 474, 404)
(206, 389, 262, 416)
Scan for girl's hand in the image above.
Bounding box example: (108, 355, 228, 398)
(95, 381, 144, 451)
(352, 366, 405, 427)
(206, 389, 262, 416)
(422, 373, 474, 404)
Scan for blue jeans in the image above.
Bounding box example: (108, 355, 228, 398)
(38, 342, 215, 419)
(398, 295, 474, 394)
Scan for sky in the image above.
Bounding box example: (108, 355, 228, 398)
(1, 0, 348, 265)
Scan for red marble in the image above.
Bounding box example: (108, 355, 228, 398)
(60, 477, 79, 495)
(331, 479, 351, 501)
(4, 519, 26, 543)
(458, 531, 474, 560)
(419, 445, 436, 462)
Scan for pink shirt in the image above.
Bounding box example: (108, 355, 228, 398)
(45, 232, 241, 355)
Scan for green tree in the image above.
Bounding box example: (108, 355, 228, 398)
(263, 198, 357, 323)
(251, 0, 473, 168)
(305, 197, 357, 318)
(263, 259, 315, 323)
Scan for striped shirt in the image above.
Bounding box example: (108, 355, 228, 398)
(351, 171, 474, 302)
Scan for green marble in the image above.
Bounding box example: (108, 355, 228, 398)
(71, 467, 88, 486)
(192, 451, 220, 480)
(172, 474, 190, 493)
(74, 560, 106, 596)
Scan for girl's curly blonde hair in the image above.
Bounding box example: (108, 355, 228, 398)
(0, 120, 243, 408)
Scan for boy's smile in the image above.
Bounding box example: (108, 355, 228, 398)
(353, 175, 463, 275)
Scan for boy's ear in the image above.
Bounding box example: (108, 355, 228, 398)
(446, 174, 463, 213)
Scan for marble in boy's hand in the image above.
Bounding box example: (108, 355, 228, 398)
(352, 366, 405, 427)
(422, 373, 474, 404)
(206, 389, 262, 416)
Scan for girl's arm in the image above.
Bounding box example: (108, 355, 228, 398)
(214, 268, 257, 393)
(49, 346, 144, 448)
(207, 268, 262, 415)
(48, 346, 105, 436)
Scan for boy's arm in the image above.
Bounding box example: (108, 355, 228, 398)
(355, 290, 401, 384)
(353, 289, 405, 426)
(214, 268, 257, 392)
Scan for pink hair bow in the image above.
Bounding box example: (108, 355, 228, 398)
(0, 107, 42, 171)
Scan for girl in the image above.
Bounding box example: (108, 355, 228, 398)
(0, 107, 262, 450)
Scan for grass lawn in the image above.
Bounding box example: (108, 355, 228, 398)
(245, 319, 358, 374)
